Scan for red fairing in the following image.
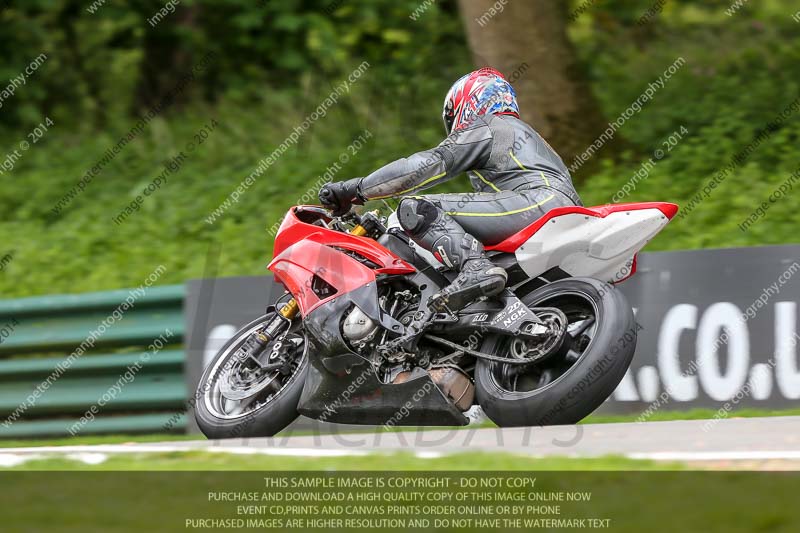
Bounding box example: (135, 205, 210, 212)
(268, 207, 415, 314)
(485, 202, 679, 253)
(270, 240, 375, 315)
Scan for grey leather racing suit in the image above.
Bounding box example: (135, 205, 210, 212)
(359, 113, 582, 245)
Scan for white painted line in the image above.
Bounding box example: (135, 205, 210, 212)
(628, 451, 800, 462)
(414, 451, 444, 459)
(205, 447, 367, 458)
(0, 444, 191, 454)
(0, 454, 41, 467)
(64, 452, 108, 465)
(0, 444, 368, 459)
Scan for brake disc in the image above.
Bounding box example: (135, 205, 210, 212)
(219, 360, 281, 401)
(218, 335, 299, 401)
(510, 307, 569, 364)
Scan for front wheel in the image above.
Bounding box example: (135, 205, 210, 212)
(475, 277, 636, 426)
(195, 313, 308, 439)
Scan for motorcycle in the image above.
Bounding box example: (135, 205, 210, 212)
(195, 200, 678, 438)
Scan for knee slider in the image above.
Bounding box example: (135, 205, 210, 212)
(398, 198, 439, 234)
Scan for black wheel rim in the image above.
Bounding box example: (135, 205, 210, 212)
(489, 291, 599, 394)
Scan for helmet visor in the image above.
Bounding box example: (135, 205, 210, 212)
(442, 100, 455, 133)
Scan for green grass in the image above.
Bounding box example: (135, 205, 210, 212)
(2, 462, 799, 533)
(4, 451, 678, 471)
(0, 432, 200, 449)
(1, 454, 798, 533)
(583, 407, 800, 424)
(2, 408, 797, 450)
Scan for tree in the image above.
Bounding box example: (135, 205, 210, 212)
(457, 0, 610, 173)
(133, 2, 199, 111)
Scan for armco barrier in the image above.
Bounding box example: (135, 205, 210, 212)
(0, 285, 187, 439)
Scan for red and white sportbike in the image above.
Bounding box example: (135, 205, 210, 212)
(196, 201, 678, 438)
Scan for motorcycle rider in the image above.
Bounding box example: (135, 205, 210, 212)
(319, 68, 582, 312)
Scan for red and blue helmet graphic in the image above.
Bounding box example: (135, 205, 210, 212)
(442, 67, 520, 133)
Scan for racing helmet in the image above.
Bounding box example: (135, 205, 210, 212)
(442, 67, 520, 134)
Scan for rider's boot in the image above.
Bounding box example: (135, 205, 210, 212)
(398, 198, 507, 313)
(429, 254, 507, 312)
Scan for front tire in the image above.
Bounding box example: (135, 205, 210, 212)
(194, 314, 309, 439)
(475, 277, 636, 426)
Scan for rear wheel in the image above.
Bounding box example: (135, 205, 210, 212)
(475, 277, 636, 426)
(195, 314, 308, 439)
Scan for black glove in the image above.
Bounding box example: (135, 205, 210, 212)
(318, 178, 365, 216)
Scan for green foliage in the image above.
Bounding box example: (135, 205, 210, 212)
(570, 0, 800, 250)
(1, 1, 799, 297)
(0, 0, 466, 129)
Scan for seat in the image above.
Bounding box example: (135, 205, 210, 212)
(485, 202, 678, 253)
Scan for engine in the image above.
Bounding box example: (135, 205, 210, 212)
(342, 305, 378, 343)
(342, 287, 418, 351)
(340, 287, 475, 413)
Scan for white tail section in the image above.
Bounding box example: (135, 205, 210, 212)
(514, 208, 670, 282)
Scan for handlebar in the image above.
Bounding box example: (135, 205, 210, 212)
(330, 208, 385, 238)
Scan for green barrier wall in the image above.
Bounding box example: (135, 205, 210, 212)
(0, 285, 187, 439)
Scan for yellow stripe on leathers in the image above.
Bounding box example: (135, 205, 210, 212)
(445, 194, 555, 217)
(509, 150, 551, 187)
(473, 170, 501, 192)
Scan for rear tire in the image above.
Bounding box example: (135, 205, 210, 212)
(475, 277, 636, 426)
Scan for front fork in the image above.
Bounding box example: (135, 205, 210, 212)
(256, 298, 299, 344)
(254, 219, 371, 349)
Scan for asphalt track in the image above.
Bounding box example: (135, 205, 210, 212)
(2, 416, 799, 467)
